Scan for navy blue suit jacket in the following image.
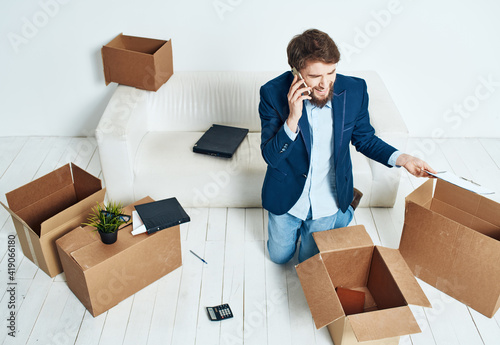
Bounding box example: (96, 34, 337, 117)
(259, 71, 398, 215)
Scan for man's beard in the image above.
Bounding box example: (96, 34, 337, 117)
(309, 83, 334, 108)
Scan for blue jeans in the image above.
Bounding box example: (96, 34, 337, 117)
(267, 206, 354, 264)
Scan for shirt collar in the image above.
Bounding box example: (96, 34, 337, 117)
(305, 99, 333, 111)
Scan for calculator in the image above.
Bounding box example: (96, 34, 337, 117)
(206, 304, 233, 321)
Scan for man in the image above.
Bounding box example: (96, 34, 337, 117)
(259, 29, 435, 264)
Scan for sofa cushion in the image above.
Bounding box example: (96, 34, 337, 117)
(134, 131, 267, 207)
(147, 72, 278, 132)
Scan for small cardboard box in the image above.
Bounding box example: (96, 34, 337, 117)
(400, 179, 500, 318)
(101, 33, 173, 92)
(296, 225, 431, 345)
(1, 163, 104, 278)
(56, 196, 182, 317)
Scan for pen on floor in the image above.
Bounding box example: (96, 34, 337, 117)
(190, 250, 208, 264)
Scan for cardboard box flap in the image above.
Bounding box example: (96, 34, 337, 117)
(376, 246, 431, 308)
(434, 179, 500, 228)
(102, 46, 154, 84)
(348, 306, 421, 342)
(477, 197, 500, 228)
(295, 254, 344, 329)
(71, 163, 102, 202)
(5, 164, 73, 212)
(154, 40, 173, 74)
(1, 200, 50, 272)
(40, 189, 106, 236)
(1, 201, 37, 234)
(434, 179, 481, 215)
(405, 179, 433, 208)
(17, 184, 77, 236)
(313, 225, 373, 253)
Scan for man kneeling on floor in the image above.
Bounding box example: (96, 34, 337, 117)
(259, 29, 435, 264)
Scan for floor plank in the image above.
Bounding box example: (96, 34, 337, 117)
(226, 208, 245, 243)
(0, 137, 27, 178)
(74, 311, 107, 345)
(285, 254, 317, 345)
(264, 245, 292, 345)
(207, 208, 227, 242)
(195, 241, 225, 345)
(187, 208, 209, 242)
(146, 268, 182, 345)
(480, 138, 500, 169)
(98, 295, 134, 345)
(245, 208, 264, 241)
(420, 280, 484, 345)
(0, 277, 31, 343)
(220, 218, 245, 345)
(4, 270, 53, 344)
(243, 241, 267, 345)
(170, 241, 205, 345)
(469, 308, 500, 345)
(122, 283, 157, 345)
(409, 304, 437, 345)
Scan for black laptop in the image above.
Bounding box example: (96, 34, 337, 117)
(193, 124, 249, 158)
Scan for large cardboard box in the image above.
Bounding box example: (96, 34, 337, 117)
(101, 33, 173, 91)
(56, 196, 182, 317)
(400, 179, 500, 318)
(1, 163, 104, 277)
(296, 225, 431, 345)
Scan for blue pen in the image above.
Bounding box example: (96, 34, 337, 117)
(190, 250, 208, 264)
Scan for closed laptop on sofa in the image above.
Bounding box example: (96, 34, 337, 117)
(193, 124, 249, 158)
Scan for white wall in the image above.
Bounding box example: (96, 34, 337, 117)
(1, 0, 499, 137)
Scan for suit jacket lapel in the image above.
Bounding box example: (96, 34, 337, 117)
(333, 89, 346, 166)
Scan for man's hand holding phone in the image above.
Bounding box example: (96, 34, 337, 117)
(287, 70, 311, 133)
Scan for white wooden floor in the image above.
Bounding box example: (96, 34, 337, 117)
(1, 137, 500, 345)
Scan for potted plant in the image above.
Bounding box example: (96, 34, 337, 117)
(83, 201, 130, 245)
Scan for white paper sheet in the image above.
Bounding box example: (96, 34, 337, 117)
(131, 210, 147, 235)
(425, 171, 495, 195)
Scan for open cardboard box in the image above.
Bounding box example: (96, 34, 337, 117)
(101, 33, 173, 91)
(296, 225, 431, 345)
(1, 163, 104, 277)
(400, 179, 500, 318)
(56, 196, 182, 317)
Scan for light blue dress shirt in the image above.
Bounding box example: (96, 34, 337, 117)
(283, 100, 402, 221)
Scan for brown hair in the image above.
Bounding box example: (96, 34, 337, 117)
(287, 29, 340, 70)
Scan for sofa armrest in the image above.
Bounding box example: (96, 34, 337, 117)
(356, 71, 409, 207)
(95, 85, 149, 204)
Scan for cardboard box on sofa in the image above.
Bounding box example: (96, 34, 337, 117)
(296, 225, 431, 345)
(399, 179, 500, 318)
(56, 196, 182, 317)
(1, 163, 104, 278)
(102, 33, 173, 92)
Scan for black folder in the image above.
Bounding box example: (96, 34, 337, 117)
(193, 124, 249, 158)
(134, 197, 190, 234)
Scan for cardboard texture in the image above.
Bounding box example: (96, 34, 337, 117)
(56, 196, 182, 317)
(102, 33, 173, 91)
(1, 163, 104, 277)
(400, 178, 500, 318)
(296, 225, 430, 345)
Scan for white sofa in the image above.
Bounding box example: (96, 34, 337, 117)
(96, 71, 408, 208)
